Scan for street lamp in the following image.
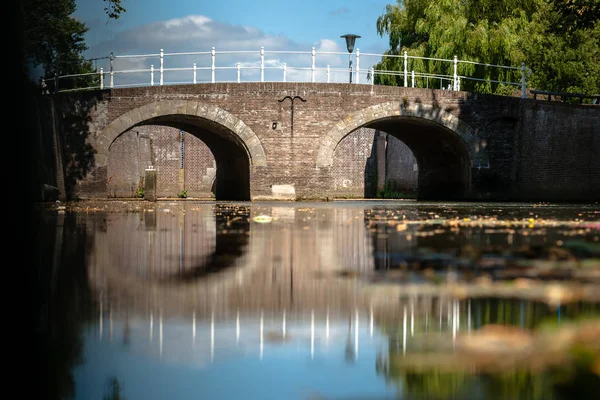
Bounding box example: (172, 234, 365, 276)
(341, 34, 361, 83)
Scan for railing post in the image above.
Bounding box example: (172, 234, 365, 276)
(193, 63, 197, 84)
(403, 51, 408, 87)
(311, 47, 315, 83)
(283, 63, 286, 82)
(411, 70, 415, 88)
(371, 67, 375, 87)
(521, 62, 526, 99)
(109, 52, 114, 88)
(260, 46, 264, 82)
(150, 65, 154, 86)
(159, 49, 164, 86)
(211, 47, 216, 83)
(356, 48, 360, 84)
(453, 55, 458, 91)
(237, 63, 241, 83)
(54, 55, 60, 92)
(100, 68, 104, 89)
(327, 65, 330, 83)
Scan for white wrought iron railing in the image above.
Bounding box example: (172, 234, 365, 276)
(41, 47, 529, 98)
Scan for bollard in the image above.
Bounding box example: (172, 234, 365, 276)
(144, 167, 157, 201)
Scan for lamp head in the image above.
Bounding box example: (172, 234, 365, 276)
(340, 34, 361, 53)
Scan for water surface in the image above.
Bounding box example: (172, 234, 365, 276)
(36, 201, 600, 399)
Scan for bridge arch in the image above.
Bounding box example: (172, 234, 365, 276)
(96, 100, 267, 200)
(316, 101, 489, 200)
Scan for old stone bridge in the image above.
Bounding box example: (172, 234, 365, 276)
(50, 83, 599, 202)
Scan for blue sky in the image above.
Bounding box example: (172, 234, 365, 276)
(73, 0, 395, 84)
(76, 0, 392, 54)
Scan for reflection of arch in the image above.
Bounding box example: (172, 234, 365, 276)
(316, 102, 488, 199)
(164, 205, 250, 281)
(95, 100, 266, 167)
(104, 205, 250, 283)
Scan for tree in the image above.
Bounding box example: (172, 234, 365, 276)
(21, 0, 126, 90)
(374, 0, 600, 97)
(524, 1, 600, 95)
(104, 0, 127, 20)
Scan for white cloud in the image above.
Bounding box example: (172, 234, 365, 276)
(86, 15, 381, 87)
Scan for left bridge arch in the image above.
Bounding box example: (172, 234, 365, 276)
(95, 100, 267, 167)
(95, 100, 267, 200)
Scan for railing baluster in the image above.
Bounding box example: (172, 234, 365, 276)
(453, 56, 458, 91)
(211, 47, 216, 83)
(100, 68, 104, 89)
(193, 63, 196, 84)
(327, 65, 330, 83)
(404, 51, 408, 87)
(110, 52, 114, 88)
(521, 62, 526, 99)
(311, 47, 315, 83)
(159, 49, 164, 86)
(283, 63, 286, 82)
(150, 65, 154, 86)
(356, 48, 360, 84)
(237, 63, 241, 83)
(260, 47, 264, 82)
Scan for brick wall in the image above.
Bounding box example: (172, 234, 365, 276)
(385, 135, 418, 193)
(182, 130, 216, 198)
(49, 84, 599, 202)
(106, 126, 216, 198)
(330, 127, 377, 198)
(516, 102, 600, 201)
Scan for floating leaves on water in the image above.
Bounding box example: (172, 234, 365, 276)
(253, 215, 273, 223)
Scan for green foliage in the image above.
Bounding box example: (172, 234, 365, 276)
(104, 0, 126, 20)
(178, 189, 188, 198)
(377, 180, 417, 199)
(22, 0, 126, 91)
(22, 0, 89, 78)
(374, 0, 600, 96)
(134, 177, 144, 198)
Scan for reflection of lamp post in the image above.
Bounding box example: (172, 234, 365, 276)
(340, 34, 361, 83)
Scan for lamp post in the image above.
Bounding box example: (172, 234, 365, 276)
(341, 34, 360, 83)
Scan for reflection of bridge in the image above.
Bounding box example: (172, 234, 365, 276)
(95, 294, 582, 366)
(86, 202, 600, 321)
(88, 203, 375, 316)
(96, 298, 477, 364)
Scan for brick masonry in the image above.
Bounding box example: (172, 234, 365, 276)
(107, 126, 216, 198)
(47, 83, 599, 202)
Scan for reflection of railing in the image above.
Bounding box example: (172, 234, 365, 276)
(41, 47, 528, 97)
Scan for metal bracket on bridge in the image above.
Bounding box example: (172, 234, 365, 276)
(278, 95, 306, 135)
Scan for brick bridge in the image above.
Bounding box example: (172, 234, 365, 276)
(52, 83, 599, 201)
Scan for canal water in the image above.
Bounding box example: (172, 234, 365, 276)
(34, 201, 600, 400)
